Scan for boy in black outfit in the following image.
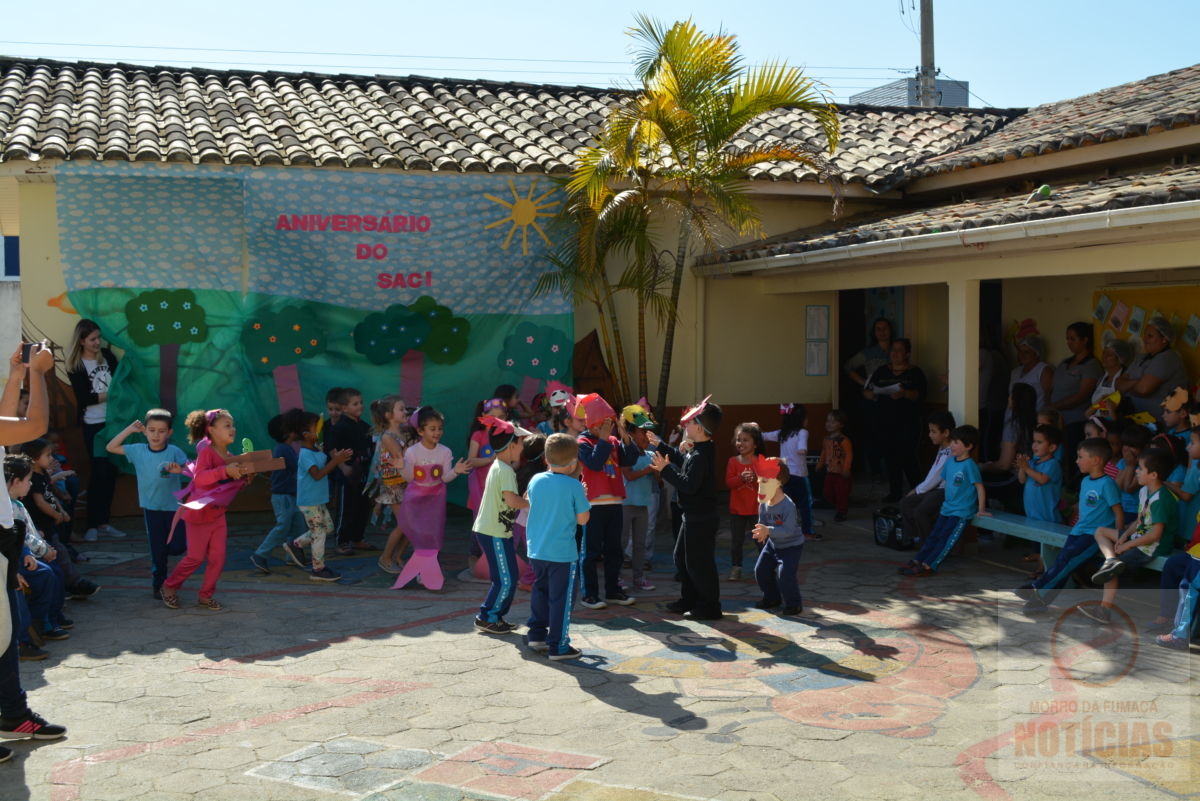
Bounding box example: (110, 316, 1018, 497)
(325, 388, 375, 555)
(649, 396, 723, 621)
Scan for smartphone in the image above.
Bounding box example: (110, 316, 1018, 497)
(20, 342, 34, 364)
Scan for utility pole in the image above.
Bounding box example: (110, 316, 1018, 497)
(917, 0, 937, 107)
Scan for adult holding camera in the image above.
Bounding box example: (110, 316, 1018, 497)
(66, 320, 125, 542)
(0, 342, 68, 759)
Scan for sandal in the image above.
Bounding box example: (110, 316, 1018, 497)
(197, 598, 224, 611)
(161, 591, 180, 610)
(1155, 634, 1190, 651)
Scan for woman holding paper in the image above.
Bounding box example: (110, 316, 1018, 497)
(1115, 317, 1190, 416)
(864, 338, 926, 503)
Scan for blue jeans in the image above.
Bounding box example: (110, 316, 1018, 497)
(754, 540, 804, 607)
(476, 534, 518, 623)
(1, 590, 28, 717)
(18, 559, 65, 635)
(145, 509, 188, 592)
(528, 559, 578, 654)
(256, 494, 307, 558)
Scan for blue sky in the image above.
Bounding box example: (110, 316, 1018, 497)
(2, 0, 1195, 108)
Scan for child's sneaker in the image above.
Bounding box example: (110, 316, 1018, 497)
(634, 579, 656, 592)
(66, 579, 100, 600)
(18, 644, 48, 661)
(0, 711, 67, 740)
(82, 528, 99, 542)
(579, 597, 607, 610)
(0, 745, 11, 763)
(1077, 604, 1111, 624)
(474, 617, 517, 635)
(282, 540, 307, 568)
(779, 606, 803, 616)
(249, 553, 272, 575)
(1023, 599, 1051, 616)
(1091, 558, 1125, 585)
(310, 566, 341, 582)
(605, 591, 636, 606)
(548, 646, 583, 661)
(753, 599, 781, 610)
(526, 639, 550, 653)
(727, 567, 742, 580)
(99, 524, 126, 539)
(40, 627, 70, 641)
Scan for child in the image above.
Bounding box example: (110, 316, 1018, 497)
(17, 439, 98, 598)
(576, 394, 642, 609)
(621, 406, 658, 591)
(525, 433, 591, 660)
(371, 396, 410, 574)
(1160, 389, 1192, 441)
(650, 396, 724, 620)
(324, 387, 345, 430)
(1175, 427, 1200, 546)
(514, 433, 547, 590)
(45, 430, 80, 515)
(6, 455, 72, 646)
(764, 404, 816, 540)
(391, 407, 471, 591)
(900, 425, 986, 577)
(466, 398, 508, 516)
(247, 411, 308, 574)
(1017, 438, 1124, 614)
(1015, 424, 1063, 522)
(325, 387, 374, 556)
(899, 411, 955, 548)
(1087, 447, 1178, 623)
(287, 413, 352, 581)
(815, 410, 853, 522)
(493, 383, 535, 427)
(105, 409, 191, 597)
(750, 456, 805, 615)
(472, 416, 530, 634)
(725, 422, 763, 581)
(1115, 423, 1151, 522)
(160, 409, 254, 610)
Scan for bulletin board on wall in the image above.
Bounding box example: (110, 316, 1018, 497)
(1092, 284, 1200, 384)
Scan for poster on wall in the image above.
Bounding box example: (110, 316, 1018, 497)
(54, 163, 572, 500)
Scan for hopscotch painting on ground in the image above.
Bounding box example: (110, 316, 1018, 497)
(55, 162, 571, 500)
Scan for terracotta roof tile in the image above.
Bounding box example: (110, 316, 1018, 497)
(702, 165, 1200, 265)
(911, 63, 1200, 179)
(0, 55, 1015, 185)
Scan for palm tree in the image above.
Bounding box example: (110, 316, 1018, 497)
(570, 15, 842, 414)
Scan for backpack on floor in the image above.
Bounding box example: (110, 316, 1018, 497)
(873, 506, 914, 550)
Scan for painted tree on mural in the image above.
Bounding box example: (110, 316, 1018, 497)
(124, 289, 209, 413)
(353, 295, 470, 404)
(241, 308, 327, 413)
(497, 321, 572, 403)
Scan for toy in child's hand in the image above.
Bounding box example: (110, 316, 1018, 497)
(241, 437, 254, 454)
(227, 449, 286, 473)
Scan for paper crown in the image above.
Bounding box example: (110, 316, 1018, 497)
(753, 455, 783, 480)
(621, 404, 656, 430)
(482, 398, 507, 414)
(680, 395, 713, 425)
(574, 393, 616, 428)
(1162, 386, 1189, 412)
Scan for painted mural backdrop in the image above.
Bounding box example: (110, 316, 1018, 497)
(55, 163, 571, 501)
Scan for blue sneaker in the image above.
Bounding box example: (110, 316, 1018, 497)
(249, 553, 271, 575)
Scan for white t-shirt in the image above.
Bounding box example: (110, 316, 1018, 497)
(764, 429, 809, 477)
(81, 357, 111, 425)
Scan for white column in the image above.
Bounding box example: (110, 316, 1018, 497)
(947, 278, 980, 425)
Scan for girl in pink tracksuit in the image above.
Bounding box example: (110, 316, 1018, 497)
(161, 409, 253, 611)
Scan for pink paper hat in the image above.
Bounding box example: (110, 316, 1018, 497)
(574, 393, 616, 428)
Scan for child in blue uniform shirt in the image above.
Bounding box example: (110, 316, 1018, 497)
(1016, 424, 1062, 522)
(105, 409, 189, 599)
(901, 425, 986, 576)
(1017, 437, 1124, 614)
(525, 433, 591, 660)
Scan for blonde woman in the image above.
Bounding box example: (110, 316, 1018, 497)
(66, 319, 124, 542)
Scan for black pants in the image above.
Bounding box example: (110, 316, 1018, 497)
(880, 424, 920, 498)
(83, 421, 117, 529)
(0, 590, 27, 718)
(898, 489, 943, 545)
(581, 504, 623, 599)
(674, 513, 721, 617)
(334, 479, 371, 546)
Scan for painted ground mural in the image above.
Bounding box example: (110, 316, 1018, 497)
(55, 163, 571, 501)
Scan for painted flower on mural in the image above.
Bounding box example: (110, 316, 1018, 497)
(124, 289, 208, 412)
(354, 296, 469, 404)
(241, 307, 328, 413)
(497, 321, 572, 402)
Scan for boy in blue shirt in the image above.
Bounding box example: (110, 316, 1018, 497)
(288, 412, 352, 581)
(106, 409, 190, 599)
(620, 407, 657, 593)
(901, 425, 986, 577)
(1016, 424, 1062, 522)
(1017, 437, 1124, 614)
(525, 433, 591, 661)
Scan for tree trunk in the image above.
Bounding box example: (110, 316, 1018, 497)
(159, 342, 180, 414)
(273, 363, 304, 413)
(604, 290, 631, 405)
(654, 220, 691, 415)
(520, 376, 541, 409)
(400, 350, 424, 408)
(636, 292, 648, 402)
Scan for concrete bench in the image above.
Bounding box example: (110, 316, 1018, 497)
(973, 510, 1168, 573)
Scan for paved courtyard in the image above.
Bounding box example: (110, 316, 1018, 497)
(5, 505, 1196, 801)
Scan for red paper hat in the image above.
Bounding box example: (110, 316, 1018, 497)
(753, 455, 782, 480)
(574, 393, 616, 428)
(681, 395, 712, 425)
(477, 415, 532, 438)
